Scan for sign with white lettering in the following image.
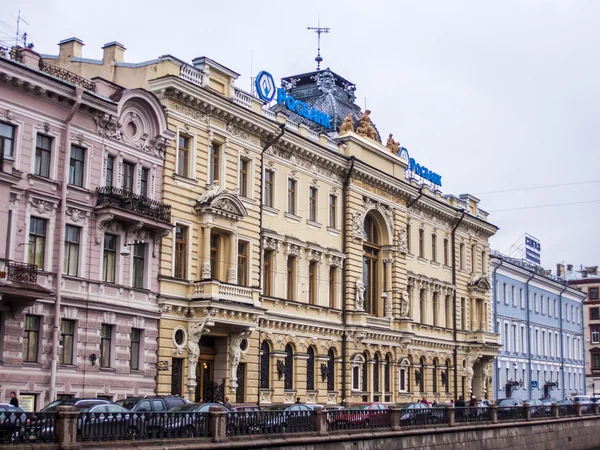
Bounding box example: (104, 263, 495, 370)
(400, 147, 443, 187)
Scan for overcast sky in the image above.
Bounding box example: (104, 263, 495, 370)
(5, 0, 599, 272)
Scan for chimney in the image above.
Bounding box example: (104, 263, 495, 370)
(58, 37, 84, 62)
(19, 48, 41, 70)
(556, 263, 565, 277)
(102, 42, 126, 63)
(586, 266, 598, 276)
(567, 264, 573, 272)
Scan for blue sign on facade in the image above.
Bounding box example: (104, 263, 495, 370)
(400, 146, 442, 187)
(531, 381, 538, 389)
(276, 88, 332, 129)
(255, 71, 276, 103)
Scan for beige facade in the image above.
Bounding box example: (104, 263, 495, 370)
(43, 38, 500, 405)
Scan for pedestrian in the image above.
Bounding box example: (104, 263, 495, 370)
(421, 396, 430, 406)
(224, 397, 232, 410)
(295, 397, 301, 404)
(455, 395, 466, 407)
(469, 395, 477, 407)
(9, 391, 18, 408)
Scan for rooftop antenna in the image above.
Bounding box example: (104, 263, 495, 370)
(307, 17, 330, 71)
(14, 10, 29, 47)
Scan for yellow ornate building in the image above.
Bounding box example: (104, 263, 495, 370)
(43, 39, 500, 405)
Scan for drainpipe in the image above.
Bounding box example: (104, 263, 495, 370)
(256, 122, 285, 406)
(491, 258, 504, 396)
(558, 285, 567, 400)
(525, 272, 535, 400)
(50, 86, 84, 402)
(451, 210, 465, 400)
(405, 187, 423, 210)
(341, 156, 355, 407)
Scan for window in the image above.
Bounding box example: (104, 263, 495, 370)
(23, 315, 40, 362)
(553, 298, 557, 317)
(286, 255, 296, 301)
(68, 145, 85, 187)
(521, 326, 525, 353)
(63, 225, 80, 276)
(174, 225, 188, 279)
(443, 239, 449, 265)
(406, 224, 412, 253)
(327, 349, 335, 391)
(209, 142, 220, 183)
(263, 250, 273, 297)
(308, 187, 317, 222)
(260, 341, 271, 388)
(520, 289, 524, 308)
(592, 354, 600, 371)
(329, 266, 337, 308)
(431, 234, 437, 262)
(512, 286, 516, 306)
(239, 158, 249, 197)
(60, 319, 75, 365)
(132, 244, 145, 289)
(399, 359, 410, 392)
(308, 261, 317, 304)
(503, 284, 508, 304)
(100, 324, 112, 368)
(591, 308, 600, 321)
(264, 169, 274, 207)
(306, 347, 315, 391)
(122, 161, 134, 192)
(237, 241, 248, 286)
(363, 215, 381, 316)
(329, 194, 337, 228)
(284, 344, 294, 390)
(534, 293, 538, 312)
(103, 234, 117, 283)
(590, 288, 599, 300)
(418, 229, 425, 258)
(540, 295, 545, 315)
(592, 328, 599, 344)
(34, 134, 52, 178)
(28, 217, 47, 268)
(130, 328, 141, 370)
(542, 330, 546, 355)
(105, 155, 114, 187)
(460, 297, 466, 330)
(352, 354, 365, 391)
(459, 243, 465, 269)
(177, 135, 189, 177)
(481, 251, 486, 273)
(287, 178, 297, 215)
(140, 167, 149, 196)
(512, 325, 517, 352)
(471, 244, 476, 273)
(210, 234, 220, 279)
(0, 122, 15, 158)
(504, 323, 509, 348)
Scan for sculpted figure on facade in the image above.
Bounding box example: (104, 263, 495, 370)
(356, 110, 377, 140)
(339, 113, 354, 135)
(400, 290, 410, 318)
(356, 279, 365, 311)
(352, 211, 366, 240)
(398, 227, 408, 253)
(197, 180, 225, 204)
(464, 351, 481, 395)
(229, 331, 251, 392)
(386, 133, 400, 153)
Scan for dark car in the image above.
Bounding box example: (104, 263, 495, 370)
(164, 402, 227, 437)
(0, 404, 28, 442)
(41, 398, 111, 412)
(398, 402, 442, 426)
(227, 404, 262, 435)
(115, 395, 188, 412)
(494, 398, 523, 419)
(76, 404, 135, 441)
(114, 396, 190, 438)
(523, 399, 546, 417)
(333, 403, 390, 429)
(260, 404, 313, 433)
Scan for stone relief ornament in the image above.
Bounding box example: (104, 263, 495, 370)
(197, 181, 225, 204)
(398, 227, 408, 254)
(312, 69, 337, 94)
(352, 211, 366, 240)
(229, 331, 251, 392)
(201, 262, 211, 279)
(339, 113, 354, 135)
(187, 319, 211, 365)
(400, 290, 410, 318)
(386, 134, 400, 153)
(356, 110, 377, 141)
(355, 279, 365, 311)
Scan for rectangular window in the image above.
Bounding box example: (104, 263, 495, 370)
(504, 323, 509, 348)
(520, 288, 524, 308)
(407, 224, 412, 253)
(68, 145, 85, 187)
(512, 325, 517, 352)
(443, 239, 449, 265)
(103, 234, 117, 283)
(130, 328, 141, 370)
(287, 255, 296, 301)
(418, 229, 425, 258)
(534, 293, 538, 312)
(239, 158, 249, 197)
(590, 288, 599, 300)
(122, 161, 134, 192)
(459, 243, 465, 269)
(0, 122, 16, 158)
(172, 225, 188, 279)
(237, 241, 248, 286)
(59, 319, 75, 365)
(210, 234, 220, 279)
(591, 307, 600, 321)
(264, 169, 274, 207)
(471, 244, 476, 273)
(209, 142, 220, 183)
(105, 155, 114, 187)
(542, 330, 546, 355)
(28, 217, 47, 269)
(100, 324, 112, 368)
(329, 194, 337, 228)
(431, 234, 437, 262)
(593, 354, 600, 370)
(503, 283, 508, 304)
(521, 327, 525, 353)
(34, 134, 52, 178)
(308, 261, 317, 305)
(592, 329, 599, 344)
(140, 167, 149, 197)
(554, 299, 557, 317)
(63, 225, 80, 276)
(460, 298, 466, 330)
(329, 266, 336, 308)
(511, 286, 516, 306)
(23, 315, 40, 362)
(177, 135, 189, 177)
(287, 178, 297, 215)
(308, 187, 317, 222)
(263, 250, 273, 297)
(132, 244, 145, 289)
(541, 295, 545, 315)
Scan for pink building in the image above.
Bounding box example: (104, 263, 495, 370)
(0, 44, 174, 410)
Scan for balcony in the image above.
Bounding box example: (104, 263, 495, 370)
(0, 259, 52, 315)
(193, 279, 259, 307)
(95, 187, 172, 230)
(466, 330, 500, 346)
(1, 260, 38, 284)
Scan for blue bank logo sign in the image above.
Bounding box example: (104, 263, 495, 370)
(400, 147, 442, 187)
(255, 71, 276, 102)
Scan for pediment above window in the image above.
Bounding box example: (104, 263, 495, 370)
(195, 188, 247, 220)
(468, 274, 491, 294)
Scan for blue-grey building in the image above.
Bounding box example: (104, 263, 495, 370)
(491, 251, 586, 401)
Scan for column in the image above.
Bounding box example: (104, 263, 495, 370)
(470, 297, 477, 330)
(368, 359, 375, 402)
(384, 259, 393, 318)
(201, 225, 212, 279)
(227, 233, 237, 283)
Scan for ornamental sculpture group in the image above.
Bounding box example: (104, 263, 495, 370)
(339, 110, 401, 155)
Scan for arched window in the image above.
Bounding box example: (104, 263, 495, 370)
(327, 349, 335, 391)
(363, 215, 381, 316)
(399, 359, 410, 392)
(284, 344, 294, 390)
(419, 357, 426, 392)
(373, 353, 380, 394)
(260, 341, 270, 389)
(385, 354, 391, 400)
(307, 347, 315, 391)
(445, 359, 451, 393)
(352, 354, 365, 391)
(432, 358, 438, 393)
(362, 352, 369, 392)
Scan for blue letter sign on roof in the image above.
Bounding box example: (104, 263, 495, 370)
(255, 71, 276, 102)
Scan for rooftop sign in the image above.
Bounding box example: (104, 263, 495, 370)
(400, 147, 442, 187)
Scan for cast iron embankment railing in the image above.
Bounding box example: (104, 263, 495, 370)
(398, 406, 445, 427)
(227, 410, 314, 435)
(497, 406, 526, 421)
(327, 409, 391, 431)
(1, 412, 57, 444)
(96, 186, 172, 222)
(581, 404, 595, 415)
(454, 406, 492, 423)
(77, 411, 210, 441)
(558, 404, 577, 416)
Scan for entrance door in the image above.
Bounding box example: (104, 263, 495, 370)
(195, 359, 214, 403)
(236, 362, 246, 403)
(171, 358, 183, 396)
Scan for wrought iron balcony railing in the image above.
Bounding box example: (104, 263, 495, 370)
(96, 186, 171, 222)
(39, 61, 96, 91)
(0, 260, 38, 284)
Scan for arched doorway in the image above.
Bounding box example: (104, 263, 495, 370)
(363, 215, 381, 316)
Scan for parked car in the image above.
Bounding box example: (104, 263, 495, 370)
(41, 398, 111, 412)
(523, 399, 546, 417)
(260, 404, 313, 433)
(0, 404, 28, 442)
(398, 402, 438, 425)
(227, 404, 262, 435)
(331, 403, 390, 429)
(115, 395, 188, 412)
(165, 402, 227, 437)
(573, 396, 592, 405)
(76, 404, 135, 440)
(557, 399, 574, 406)
(494, 398, 523, 419)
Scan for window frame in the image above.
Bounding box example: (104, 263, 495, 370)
(177, 134, 190, 177)
(308, 186, 318, 223)
(418, 228, 425, 258)
(28, 217, 47, 270)
(68, 144, 86, 187)
(34, 134, 53, 178)
(105, 154, 115, 187)
(263, 249, 274, 297)
(590, 307, 599, 321)
(174, 225, 188, 279)
(264, 169, 275, 208)
(140, 167, 149, 197)
(0, 121, 16, 159)
(122, 160, 135, 192)
(239, 157, 250, 198)
(431, 233, 437, 262)
(209, 141, 221, 184)
(237, 240, 249, 286)
(59, 319, 75, 365)
(443, 238, 449, 266)
(287, 178, 297, 215)
(308, 260, 318, 305)
(130, 328, 142, 371)
(132, 244, 146, 289)
(102, 234, 117, 283)
(23, 315, 41, 363)
(100, 324, 112, 368)
(286, 255, 297, 301)
(63, 225, 80, 276)
(589, 287, 599, 301)
(328, 194, 337, 229)
(329, 266, 337, 308)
